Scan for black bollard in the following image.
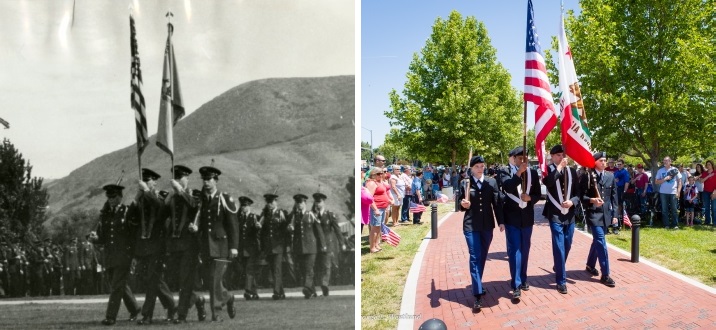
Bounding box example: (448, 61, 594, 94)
(431, 203, 438, 239)
(630, 214, 641, 263)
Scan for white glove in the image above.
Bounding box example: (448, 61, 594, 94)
(170, 180, 183, 192)
(138, 180, 149, 192)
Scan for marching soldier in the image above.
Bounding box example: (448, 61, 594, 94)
(130, 168, 176, 324)
(163, 165, 207, 323)
(89, 183, 140, 326)
(260, 193, 288, 300)
(237, 196, 261, 300)
(543, 145, 581, 294)
(498, 146, 541, 301)
(196, 166, 238, 322)
(290, 194, 326, 299)
(312, 192, 346, 297)
(580, 152, 617, 288)
(63, 237, 80, 296)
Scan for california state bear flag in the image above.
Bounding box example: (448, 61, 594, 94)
(557, 17, 594, 168)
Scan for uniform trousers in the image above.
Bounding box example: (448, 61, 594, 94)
(203, 258, 232, 314)
(105, 266, 139, 320)
(51, 267, 62, 295)
(81, 268, 94, 295)
(317, 251, 333, 287)
(265, 254, 284, 294)
(549, 221, 574, 285)
(30, 265, 45, 296)
(136, 254, 175, 318)
(586, 224, 610, 277)
(242, 254, 260, 294)
(64, 269, 79, 295)
(298, 254, 317, 293)
(169, 250, 201, 319)
(463, 230, 493, 296)
(505, 225, 532, 290)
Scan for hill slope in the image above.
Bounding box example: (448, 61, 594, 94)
(46, 76, 355, 220)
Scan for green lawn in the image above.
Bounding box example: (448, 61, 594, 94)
(360, 202, 453, 330)
(605, 224, 716, 287)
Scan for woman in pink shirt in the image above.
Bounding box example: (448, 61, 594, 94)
(699, 160, 716, 225)
(365, 168, 393, 253)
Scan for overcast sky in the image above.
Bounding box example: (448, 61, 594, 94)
(0, 0, 355, 179)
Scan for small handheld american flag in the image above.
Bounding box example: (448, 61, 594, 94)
(381, 223, 401, 247)
(622, 209, 632, 228)
(409, 201, 426, 213)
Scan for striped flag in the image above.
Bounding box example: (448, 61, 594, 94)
(156, 22, 185, 158)
(380, 223, 401, 247)
(130, 14, 147, 156)
(557, 15, 594, 168)
(622, 209, 632, 228)
(409, 201, 426, 213)
(524, 0, 557, 178)
(0, 117, 9, 129)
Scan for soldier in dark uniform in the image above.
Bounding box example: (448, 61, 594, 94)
(543, 144, 581, 294)
(8, 241, 26, 297)
(498, 146, 541, 301)
(162, 165, 206, 323)
(458, 155, 504, 313)
(579, 152, 617, 287)
(63, 237, 80, 296)
(260, 193, 287, 300)
(0, 240, 9, 297)
(290, 194, 326, 299)
(27, 239, 48, 296)
(89, 184, 140, 326)
(312, 192, 346, 297)
(237, 196, 261, 300)
(49, 242, 63, 296)
(196, 166, 237, 322)
(41, 238, 54, 296)
(130, 168, 176, 324)
(79, 236, 97, 295)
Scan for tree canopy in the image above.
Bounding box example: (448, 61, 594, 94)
(386, 10, 522, 170)
(545, 0, 716, 170)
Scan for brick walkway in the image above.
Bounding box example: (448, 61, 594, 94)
(412, 201, 716, 329)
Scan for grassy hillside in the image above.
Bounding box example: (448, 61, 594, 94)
(46, 76, 354, 223)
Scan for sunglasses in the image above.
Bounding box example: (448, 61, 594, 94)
(375, 159, 386, 162)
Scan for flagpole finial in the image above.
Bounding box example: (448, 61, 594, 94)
(166, 11, 173, 22)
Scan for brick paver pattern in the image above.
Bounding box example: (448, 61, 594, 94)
(413, 201, 716, 329)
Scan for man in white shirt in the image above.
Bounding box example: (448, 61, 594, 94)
(655, 157, 682, 229)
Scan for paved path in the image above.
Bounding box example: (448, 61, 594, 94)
(406, 201, 716, 329)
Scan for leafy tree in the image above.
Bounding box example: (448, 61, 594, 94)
(49, 208, 99, 245)
(386, 10, 522, 173)
(360, 141, 373, 162)
(0, 138, 49, 240)
(545, 0, 716, 171)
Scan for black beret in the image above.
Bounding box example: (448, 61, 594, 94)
(469, 155, 485, 167)
(102, 184, 125, 195)
(263, 194, 279, 202)
(238, 196, 254, 205)
(509, 146, 526, 157)
(550, 144, 564, 155)
(593, 151, 606, 161)
(199, 166, 222, 178)
(142, 168, 161, 181)
(173, 165, 192, 178)
(293, 194, 309, 202)
(312, 192, 327, 201)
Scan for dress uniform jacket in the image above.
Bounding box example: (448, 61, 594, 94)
(95, 203, 134, 269)
(580, 170, 618, 227)
(459, 175, 504, 231)
(164, 190, 198, 253)
(542, 164, 582, 223)
(198, 191, 239, 259)
(63, 243, 80, 272)
(238, 209, 261, 257)
(79, 241, 96, 271)
(130, 191, 165, 257)
(498, 166, 541, 227)
(292, 210, 325, 255)
(315, 210, 345, 262)
(260, 207, 287, 255)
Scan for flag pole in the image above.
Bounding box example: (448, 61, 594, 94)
(522, 100, 527, 191)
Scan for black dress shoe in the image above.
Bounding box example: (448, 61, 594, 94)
(272, 294, 280, 300)
(302, 287, 312, 299)
(519, 282, 530, 291)
(137, 316, 152, 325)
(252, 293, 259, 300)
(556, 284, 568, 294)
(227, 295, 236, 319)
(244, 292, 253, 300)
(195, 296, 207, 321)
(101, 319, 116, 326)
(211, 315, 223, 322)
(128, 311, 139, 322)
(585, 266, 599, 276)
(512, 288, 521, 300)
(472, 295, 483, 313)
(173, 317, 187, 324)
(600, 276, 616, 287)
(166, 306, 177, 322)
(321, 285, 329, 297)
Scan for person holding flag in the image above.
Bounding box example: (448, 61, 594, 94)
(459, 155, 504, 313)
(542, 145, 581, 294)
(579, 152, 617, 288)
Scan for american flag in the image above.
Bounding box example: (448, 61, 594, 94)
(409, 201, 426, 213)
(130, 14, 148, 156)
(622, 209, 632, 228)
(381, 223, 401, 247)
(524, 0, 557, 178)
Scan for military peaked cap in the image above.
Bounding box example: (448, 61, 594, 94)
(238, 196, 254, 205)
(312, 192, 327, 201)
(103, 184, 125, 196)
(173, 165, 192, 178)
(550, 144, 564, 155)
(142, 168, 161, 181)
(293, 194, 309, 202)
(199, 166, 221, 179)
(263, 194, 279, 202)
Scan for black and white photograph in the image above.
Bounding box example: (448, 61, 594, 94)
(0, 0, 355, 328)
